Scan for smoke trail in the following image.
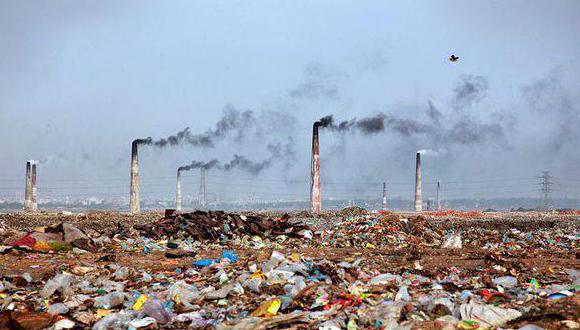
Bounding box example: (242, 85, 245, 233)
(135, 105, 256, 147)
(445, 119, 504, 144)
(383, 114, 432, 136)
(178, 159, 220, 172)
(452, 75, 489, 109)
(178, 137, 294, 176)
(417, 148, 447, 156)
(316, 114, 384, 134)
(222, 155, 272, 174)
(356, 113, 386, 134)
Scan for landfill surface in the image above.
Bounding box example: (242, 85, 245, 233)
(0, 209, 578, 329)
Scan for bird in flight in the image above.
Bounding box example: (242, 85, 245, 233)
(449, 54, 459, 62)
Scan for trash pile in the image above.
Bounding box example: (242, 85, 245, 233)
(134, 211, 310, 240)
(5, 222, 104, 253)
(0, 210, 577, 329)
(322, 214, 444, 248)
(423, 210, 484, 218)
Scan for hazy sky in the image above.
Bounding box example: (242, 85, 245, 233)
(1, 1, 580, 202)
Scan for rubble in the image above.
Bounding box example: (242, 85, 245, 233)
(134, 210, 310, 240)
(0, 210, 577, 329)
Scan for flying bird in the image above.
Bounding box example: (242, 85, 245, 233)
(449, 54, 459, 62)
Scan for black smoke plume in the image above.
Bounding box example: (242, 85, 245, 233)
(177, 138, 294, 176)
(178, 159, 220, 172)
(316, 114, 386, 134)
(314, 75, 505, 147)
(135, 105, 255, 147)
(222, 155, 271, 174)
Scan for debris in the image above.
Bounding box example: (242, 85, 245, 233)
(459, 303, 522, 327)
(0, 210, 576, 328)
(134, 211, 309, 240)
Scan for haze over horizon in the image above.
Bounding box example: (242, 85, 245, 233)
(1, 1, 580, 204)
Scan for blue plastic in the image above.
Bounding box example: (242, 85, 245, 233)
(221, 250, 238, 262)
(192, 250, 238, 267)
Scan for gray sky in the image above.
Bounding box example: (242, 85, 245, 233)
(1, 0, 580, 202)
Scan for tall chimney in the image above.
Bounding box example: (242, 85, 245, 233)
(436, 180, 441, 211)
(414, 152, 422, 212)
(130, 140, 140, 214)
(31, 162, 38, 212)
(24, 161, 32, 211)
(382, 182, 387, 210)
(310, 122, 321, 213)
(176, 169, 182, 211)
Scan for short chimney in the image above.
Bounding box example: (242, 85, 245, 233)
(176, 169, 182, 211)
(310, 122, 321, 213)
(24, 161, 32, 211)
(31, 162, 38, 212)
(414, 152, 422, 212)
(130, 140, 140, 214)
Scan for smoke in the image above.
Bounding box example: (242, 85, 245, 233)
(452, 75, 489, 109)
(177, 138, 294, 176)
(135, 105, 256, 147)
(266, 137, 296, 169)
(356, 113, 386, 134)
(289, 63, 342, 100)
(37, 153, 92, 167)
(316, 114, 386, 134)
(383, 114, 433, 136)
(222, 155, 271, 174)
(446, 119, 504, 144)
(177, 155, 271, 176)
(417, 148, 446, 156)
(314, 75, 506, 150)
(426, 101, 442, 124)
(178, 159, 220, 172)
(522, 70, 580, 153)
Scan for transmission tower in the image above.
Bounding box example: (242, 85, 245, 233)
(199, 168, 207, 207)
(539, 171, 553, 210)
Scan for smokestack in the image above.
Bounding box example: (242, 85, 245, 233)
(176, 169, 182, 211)
(310, 122, 321, 213)
(130, 140, 140, 214)
(199, 168, 208, 208)
(31, 162, 38, 212)
(24, 161, 32, 212)
(414, 152, 422, 212)
(436, 181, 441, 211)
(382, 182, 387, 210)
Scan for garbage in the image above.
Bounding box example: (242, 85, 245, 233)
(134, 211, 309, 240)
(0, 210, 576, 328)
(142, 299, 172, 324)
(48, 303, 69, 315)
(193, 250, 238, 266)
(459, 303, 522, 327)
(94, 292, 125, 309)
(441, 232, 463, 248)
(53, 318, 76, 329)
(492, 275, 518, 288)
(41, 273, 74, 298)
(250, 298, 281, 317)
